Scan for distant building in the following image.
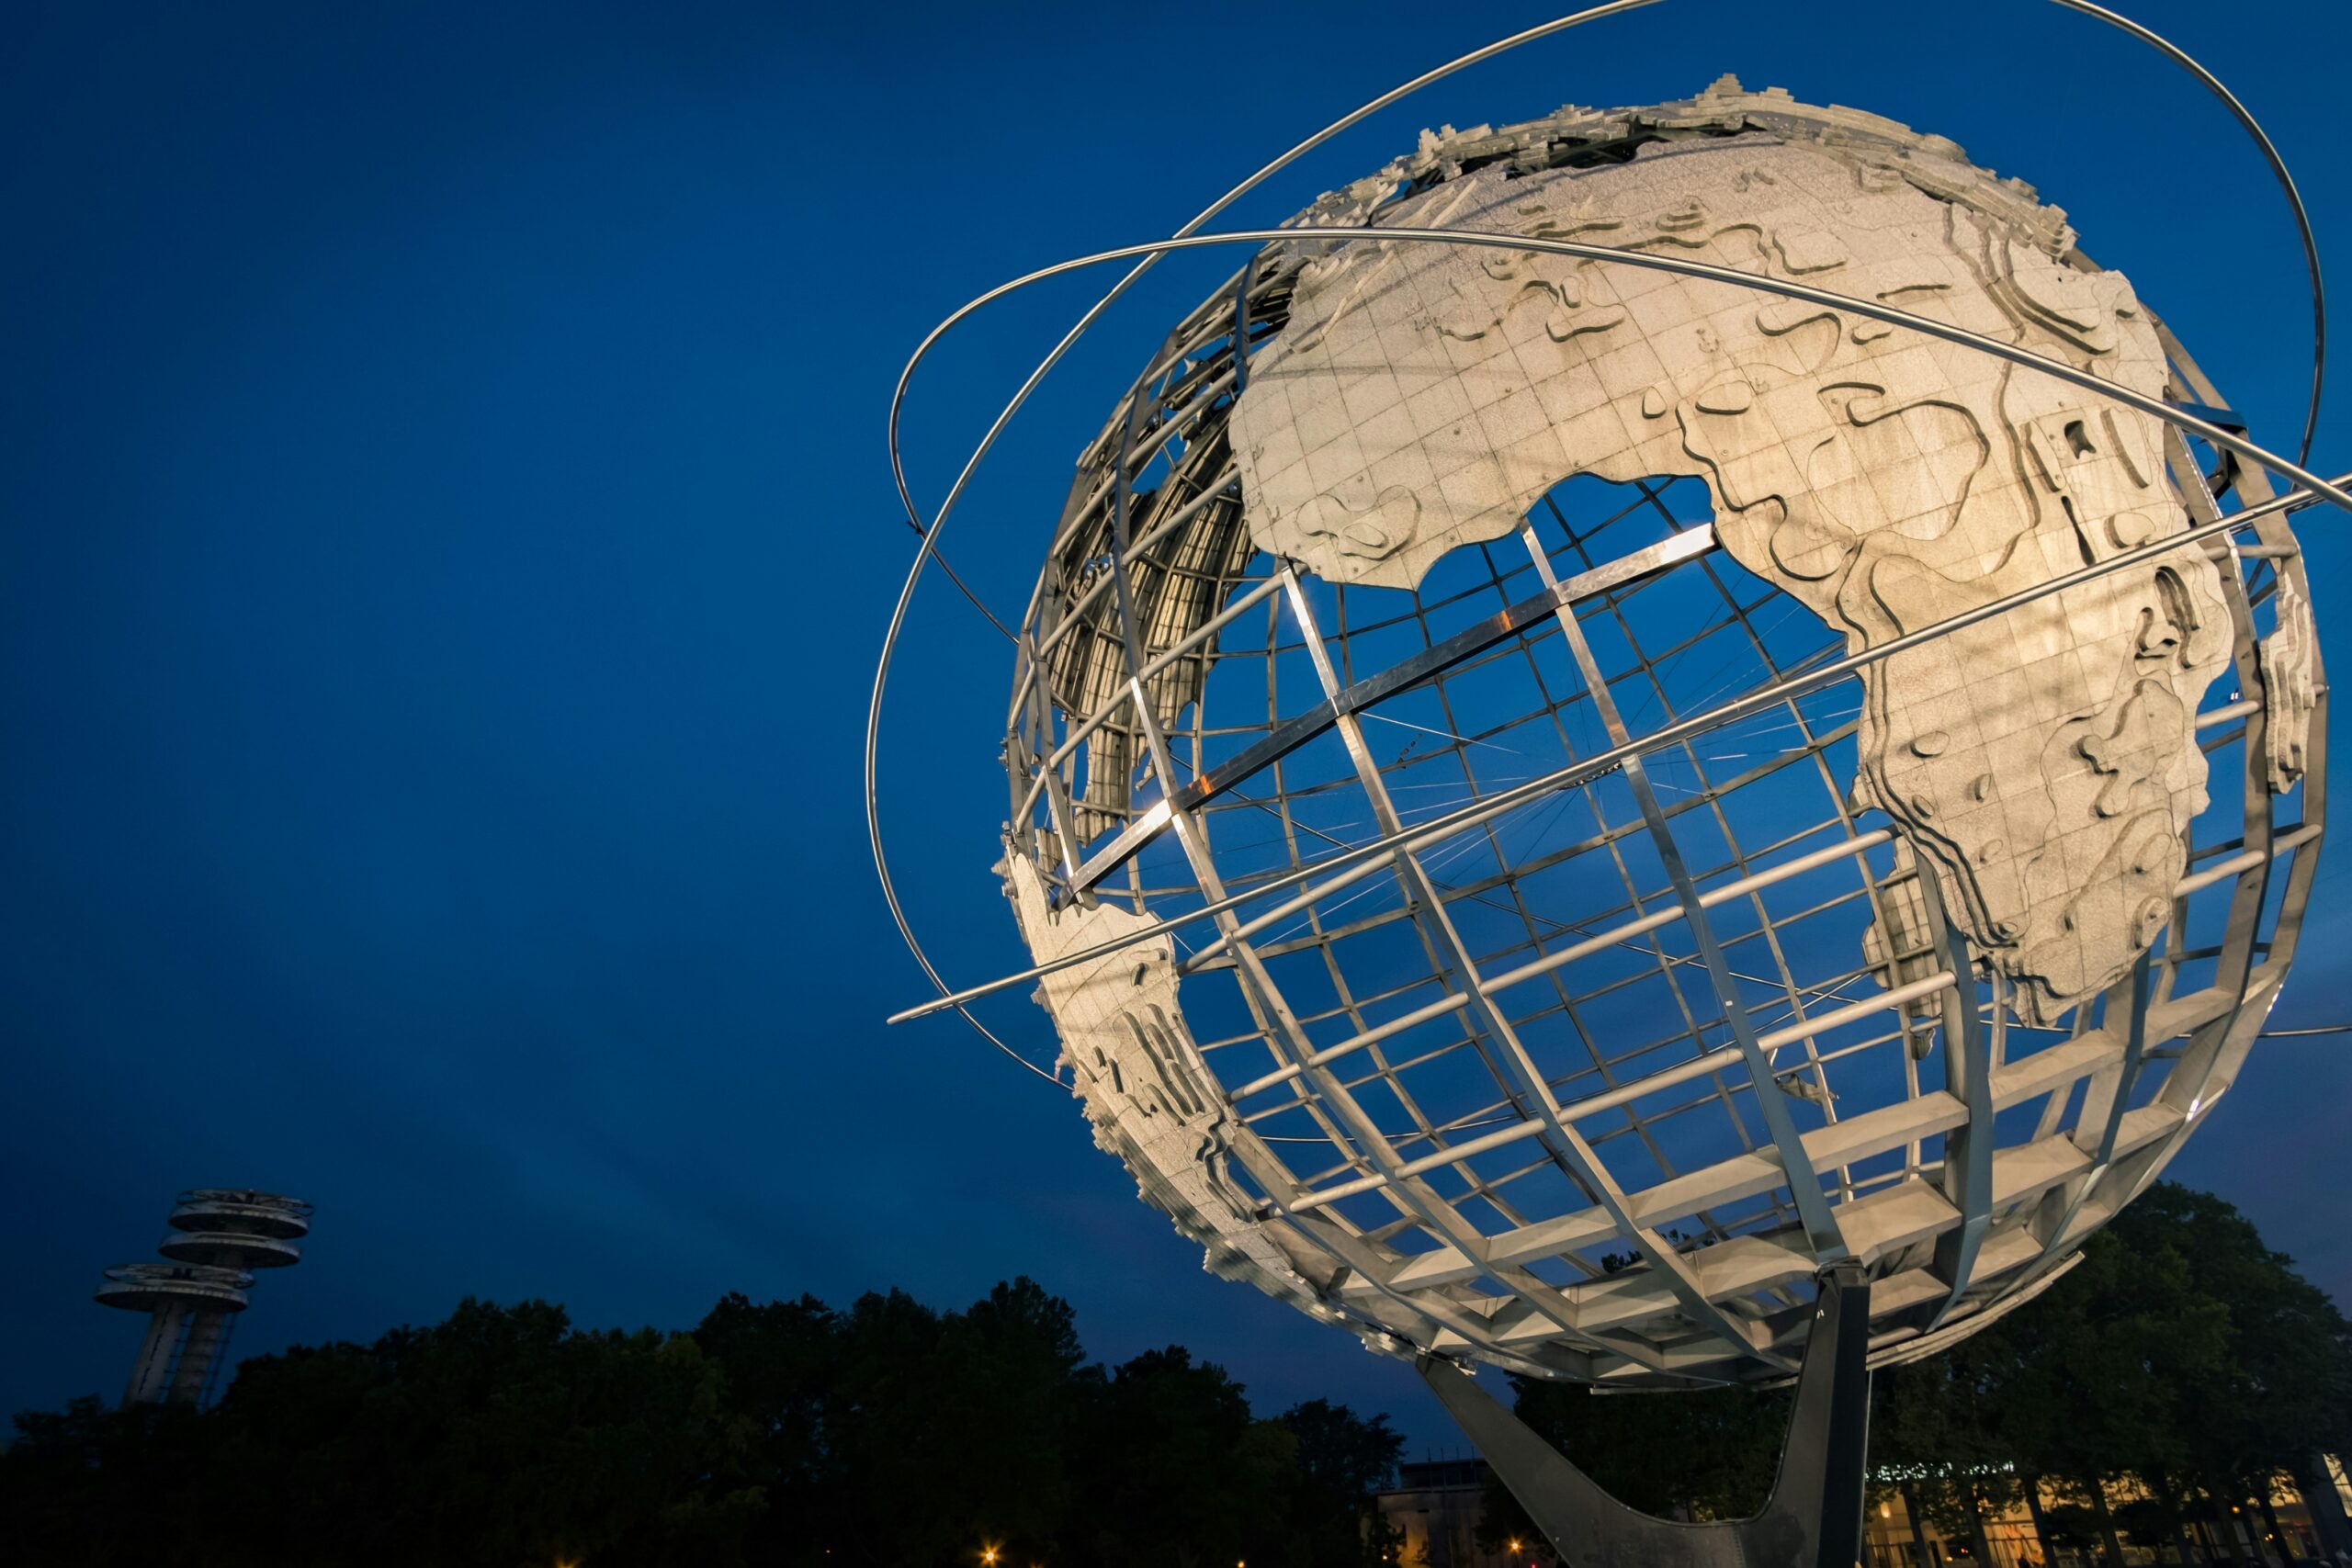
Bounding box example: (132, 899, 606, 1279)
(1373, 1457, 2352, 1568)
(1866, 1467, 2352, 1568)
(1373, 1459, 1532, 1568)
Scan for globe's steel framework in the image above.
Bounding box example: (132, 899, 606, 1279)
(869, 0, 2328, 1091)
(870, 11, 2333, 1394)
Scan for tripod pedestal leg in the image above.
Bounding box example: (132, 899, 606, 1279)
(1418, 1261, 1873, 1568)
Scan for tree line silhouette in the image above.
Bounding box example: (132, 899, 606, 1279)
(4, 1275, 1402, 1568)
(5, 1183, 2346, 1568)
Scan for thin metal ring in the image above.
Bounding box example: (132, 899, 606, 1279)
(2047, 0, 2323, 464)
(880, 223, 2346, 1029)
(902, 225, 2352, 514)
(864, 0, 1662, 1082)
(872, 4, 2328, 1077)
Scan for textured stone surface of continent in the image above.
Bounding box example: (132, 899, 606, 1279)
(1229, 85, 2231, 1022)
(999, 857, 1363, 1324)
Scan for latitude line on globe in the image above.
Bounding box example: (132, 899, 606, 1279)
(888, 473, 2328, 1026)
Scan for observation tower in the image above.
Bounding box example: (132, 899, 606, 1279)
(95, 1189, 312, 1407)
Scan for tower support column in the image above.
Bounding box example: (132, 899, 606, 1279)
(124, 1303, 188, 1407)
(166, 1310, 233, 1404)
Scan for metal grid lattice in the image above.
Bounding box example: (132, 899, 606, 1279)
(964, 96, 2327, 1388)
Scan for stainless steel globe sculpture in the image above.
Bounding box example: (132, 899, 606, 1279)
(881, 72, 2331, 1394)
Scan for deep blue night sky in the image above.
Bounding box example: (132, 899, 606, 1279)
(6, 0, 2350, 1454)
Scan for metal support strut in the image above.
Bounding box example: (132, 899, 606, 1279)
(1418, 1261, 1873, 1568)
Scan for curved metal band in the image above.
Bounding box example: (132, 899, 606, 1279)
(862, 0, 1660, 1079)
(872, 4, 2329, 1074)
(866, 535, 1063, 1083)
(898, 223, 2352, 523)
(884, 0, 1662, 541)
(880, 218, 2344, 1052)
(886, 1, 2321, 544)
(2049, 0, 2323, 464)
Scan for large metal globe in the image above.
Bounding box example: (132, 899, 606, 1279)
(988, 81, 2325, 1388)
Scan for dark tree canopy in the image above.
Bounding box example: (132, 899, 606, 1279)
(7, 1185, 2344, 1567)
(2, 1278, 1398, 1568)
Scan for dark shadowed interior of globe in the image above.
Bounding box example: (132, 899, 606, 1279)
(991, 128, 2324, 1390)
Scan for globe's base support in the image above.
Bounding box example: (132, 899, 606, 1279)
(1418, 1262, 1872, 1568)
(2294, 1455, 2352, 1563)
